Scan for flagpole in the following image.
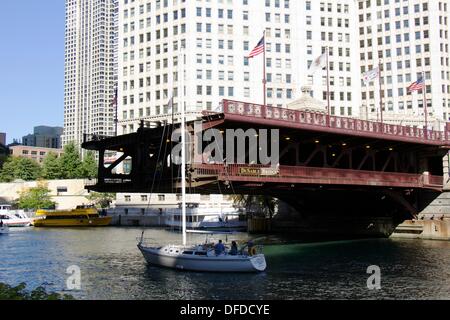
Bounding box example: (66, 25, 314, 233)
(171, 95, 174, 192)
(379, 60, 384, 124)
(365, 82, 369, 121)
(422, 71, 428, 134)
(326, 46, 331, 126)
(180, 48, 187, 247)
(263, 30, 267, 107)
(114, 87, 118, 137)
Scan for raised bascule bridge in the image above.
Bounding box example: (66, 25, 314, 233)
(83, 100, 450, 238)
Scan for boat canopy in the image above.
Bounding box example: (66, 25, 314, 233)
(36, 207, 98, 217)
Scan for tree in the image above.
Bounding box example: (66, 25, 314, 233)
(59, 142, 82, 179)
(231, 194, 278, 218)
(0, 154, 7, 169)
(79, 151, 98, 179)
(41, 152, 62, 180)
(0, 157, 14, 182)
(87, 192, 116, 209)
(17, 182, 55, 210)
(0, 157, 42, 182)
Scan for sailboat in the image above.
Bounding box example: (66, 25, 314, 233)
(137, 50, 267, 273)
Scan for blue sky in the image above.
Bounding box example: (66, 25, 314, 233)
(0, 0, 65, 144)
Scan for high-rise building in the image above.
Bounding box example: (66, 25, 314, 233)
(22, 126, 63, 149)
(358, 0, 450, 128)
(0, 132, 7, 160)
(0, 132, 5, 146)
(117, 0, 362, 134)
(62, 0, 119, 148)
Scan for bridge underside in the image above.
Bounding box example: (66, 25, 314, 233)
(82, 111, 448, 237)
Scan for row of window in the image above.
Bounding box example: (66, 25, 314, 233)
(360, 30, 430, 48)
(359, 0, 430, 12)
(359, 17, 431, 35)
(361, 57, 448, 75)
(306, 1, 350, 13)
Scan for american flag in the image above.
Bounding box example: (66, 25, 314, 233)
(247, 36, 265, 58)
(408, 77, 425, 93)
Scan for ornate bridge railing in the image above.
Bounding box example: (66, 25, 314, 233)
(220, 100, 450, 144)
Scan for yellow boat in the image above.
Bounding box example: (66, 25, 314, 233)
(33, 206, 112, 227)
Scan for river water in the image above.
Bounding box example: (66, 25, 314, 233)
(1, 227, 449, 300)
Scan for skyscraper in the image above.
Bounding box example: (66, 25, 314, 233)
(0, 132, 5, 146)
(117, 0, 361, 134)
(22, 126, 63, 149)
(358, 0, 450, 128)
(63, 0, 119, 148)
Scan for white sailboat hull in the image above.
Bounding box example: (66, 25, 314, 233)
(138, 245, 266, 273)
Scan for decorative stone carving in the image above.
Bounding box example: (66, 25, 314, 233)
(287, 86, 327, 114)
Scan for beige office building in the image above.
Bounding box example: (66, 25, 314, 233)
(9, 145, 64, 163)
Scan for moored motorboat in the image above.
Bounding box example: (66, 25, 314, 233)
(0, 205, 32, 227)
(166, 202, 247, 231)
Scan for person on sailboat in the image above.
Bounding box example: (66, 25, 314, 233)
(247, 240, 256, 256)
(214, 240, 226, 256)
(229, 241, 238, 256)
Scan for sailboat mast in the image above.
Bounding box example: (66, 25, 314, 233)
(180, 49, 187, 246)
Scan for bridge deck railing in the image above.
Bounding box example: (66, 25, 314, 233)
(193, 163, 443, 189)
(220, 100, 450, 144)
(427, 174, 444, 186)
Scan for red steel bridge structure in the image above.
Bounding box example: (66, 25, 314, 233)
(83, 100, 450, 238)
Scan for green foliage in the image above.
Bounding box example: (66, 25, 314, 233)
(18, 182, 56, 210)
(59, 142, 82, 179)
(0, 156, 42, 182)
(0, 142, 98, 182)
(0, 282, 74, 300)
(42, 145, 97, 180)
(0, 154, 7, 168)
(41, 152, 62, 180)
(87, 192, 116, 209)
(232, 194, 278, 218)
(79, 151, 98, 179)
